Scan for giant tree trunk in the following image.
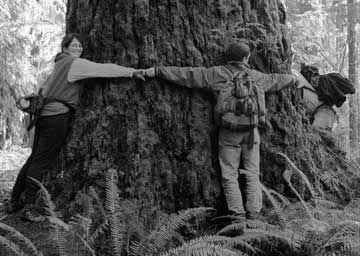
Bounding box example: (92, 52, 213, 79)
(52, 0, 357, 219)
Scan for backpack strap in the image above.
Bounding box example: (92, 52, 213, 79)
(27, 113, 40, 131)
(225, 64, 246, 80)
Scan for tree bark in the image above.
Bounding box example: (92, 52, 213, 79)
(52, 0, 357, 219)
(347, 0, 359, 158)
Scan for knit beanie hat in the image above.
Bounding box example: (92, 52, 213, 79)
(227, 42, 250, 61)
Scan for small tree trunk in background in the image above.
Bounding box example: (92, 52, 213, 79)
(347, 0, 359, 158)
(51, 0, 357, 220)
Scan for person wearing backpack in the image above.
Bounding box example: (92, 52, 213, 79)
(4, 33, 145, 222)
(298, 65, 355, 146)
(140, 42, 300, 220)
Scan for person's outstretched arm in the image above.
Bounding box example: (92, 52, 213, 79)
(144, 66, 217, 90)
(67, 58, 142, 83)
(250, 69, 300, 92)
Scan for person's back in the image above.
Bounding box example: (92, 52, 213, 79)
(142, 42, 299, 220)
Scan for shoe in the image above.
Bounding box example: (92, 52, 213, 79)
(20, 206, 46, 222)
(3, 199, 23, 214)
(246, 211, 261, 220)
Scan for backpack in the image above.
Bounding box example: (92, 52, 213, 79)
(215, 69, 266, 131)
(16, 88, 74, 131)
(317, 73, 355, 107)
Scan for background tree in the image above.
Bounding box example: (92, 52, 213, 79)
(0, 0, 65, 149)
(347, 0, 359, 157)
(285, 0, 360, 155)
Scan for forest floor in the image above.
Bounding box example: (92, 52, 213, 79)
(0, 145, 30, 209)
(0, 146, 60, 256)
(2, 146, 360, 255)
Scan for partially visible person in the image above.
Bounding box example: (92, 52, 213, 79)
(297, 65, 355, 145)
(140, 42, 300, 220)
(5, 33, 144, 222)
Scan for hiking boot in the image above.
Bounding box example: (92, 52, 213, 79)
(3, 199, 23, 214)
(246, 211, 261, 220)
(20, 206, 46, 223)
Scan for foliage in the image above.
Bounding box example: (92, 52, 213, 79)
(29, 176, 96, 256)
(284, 0, 359, 155)
(285, 0, 348, 73)
(0, 221, 43, 256)
(0, 0, 65, 149)
(4, 161, 360, 256)
(130, 207, 216, 256)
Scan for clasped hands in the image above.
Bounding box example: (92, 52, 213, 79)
(132, 67, 155, 81)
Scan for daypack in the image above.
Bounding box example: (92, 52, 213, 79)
(317, 73, 355, 107)
(215, 69, 266, 131)
(16, 88, 74, 131)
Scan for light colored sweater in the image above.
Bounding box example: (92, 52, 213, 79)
(41, 53, 135, 116)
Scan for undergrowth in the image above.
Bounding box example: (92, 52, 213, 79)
(1, 155, 360, 255)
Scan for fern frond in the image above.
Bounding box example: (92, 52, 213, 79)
(132, 207, 215, 256)
(261, 183, 288, 227)
(28, 177, 58, 218)
(72, 233, 96, 256)
(0, 222, 43, 256)
(48, 216, 96, 256)
(88, 186, 106, 219)
(277, 152, 317, 199)
(223, 237, 258, 255)
(160, 236, 246, 256)
(88, 221, 109, 248)
(162, 207, 216, 231)
(286, 177, 315, 220)
(27, 177, 67, 255)
(48, 216, 69, 256)
(69, 215, 92, 239)
(217, 219, 272, 236)
(312, 198, 339, 209)
(324, 220, 360, 251)
(272, 155, 316, 221)
(105, 168, 123, 256)
(239, 228, 291, 246)
(0, 235, 24, 256)
(268, 188, 291, 206)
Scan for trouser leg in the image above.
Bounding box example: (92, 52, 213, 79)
(10, 125, 41, 203)
(240, 129, 262, 213)
(218, 129, 244, 214)
(23, 113, 71, 205)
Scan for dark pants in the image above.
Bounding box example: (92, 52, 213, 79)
(10, 112, 72, 205)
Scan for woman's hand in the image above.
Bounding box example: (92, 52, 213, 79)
(132, 70, 146, 81)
